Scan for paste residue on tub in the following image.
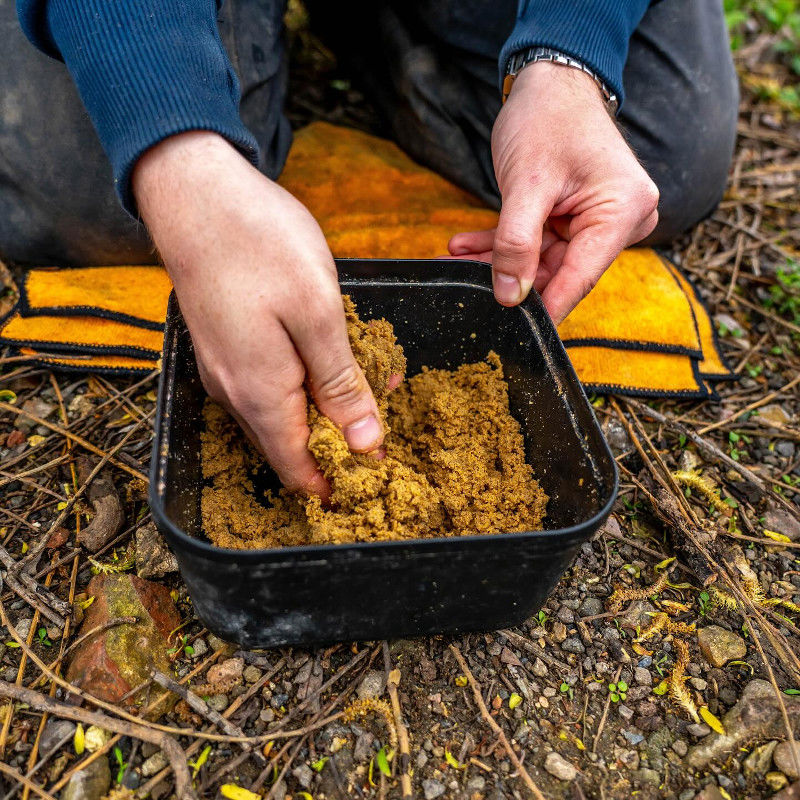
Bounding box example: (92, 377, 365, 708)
(200, 296, 547, 548)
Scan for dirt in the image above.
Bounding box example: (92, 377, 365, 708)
(200, 295, 547, 548)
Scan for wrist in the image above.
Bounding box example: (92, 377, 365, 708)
(504, 50, 617, 114)
(509, 61, 610, 112)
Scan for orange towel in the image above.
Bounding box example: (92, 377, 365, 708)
(0, 122, 733, 395)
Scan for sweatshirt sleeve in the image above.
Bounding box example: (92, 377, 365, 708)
(16, 0, 259, 216)
(498, 0, 652, 107)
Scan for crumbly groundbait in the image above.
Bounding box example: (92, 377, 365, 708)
(200, 296, 547, 548)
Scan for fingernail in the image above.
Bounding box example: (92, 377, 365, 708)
(344, 414, 382, 452)
(493, 272, 521, 304)
(518, 278, 533, 301)
(450, 245, 469, 255)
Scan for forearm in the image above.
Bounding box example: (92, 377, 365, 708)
(17, 0, 258, 215)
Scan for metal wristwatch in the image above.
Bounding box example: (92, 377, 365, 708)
(502, 46, 619, 114)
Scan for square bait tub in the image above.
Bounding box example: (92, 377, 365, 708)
(150, 259, 618, 648)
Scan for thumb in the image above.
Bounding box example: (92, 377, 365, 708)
(491, 187, 555, 306)
(286, 298, 384, 454)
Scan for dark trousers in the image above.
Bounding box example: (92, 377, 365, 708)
(0, 0, 738, 266)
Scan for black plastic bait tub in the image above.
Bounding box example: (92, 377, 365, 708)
(150, 259, 618, 648)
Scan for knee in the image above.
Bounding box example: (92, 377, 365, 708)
(641, 86, 739, 246)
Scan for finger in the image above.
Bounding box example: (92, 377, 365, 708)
(492, 189, 554, 306)
(448, 229, 496, 255)
(388, 373, 403, 392)
(284, 292, 384, 454)
(201, 334, 330, 497)
(540, 223, 628, 324)
(442, 250, 493, 263)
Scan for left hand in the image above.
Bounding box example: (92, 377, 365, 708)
(448, 61, 660, 324)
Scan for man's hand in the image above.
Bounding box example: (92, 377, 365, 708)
(448, 62, 659, 323)
(133, 132, 385, 498)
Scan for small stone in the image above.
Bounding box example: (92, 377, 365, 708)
(422, 778, 445, 799)
(190, 638, 208, 658)
(544, 751, 577, 781)
(416, 750, 429, 769)
(696, 786, 724, 800)
(671, 740, 688, 757)
(207, 657, 244, 686)
(579, 597, 603, 617)
(543, 686, 556, 698)
(61, 756, 111, 800)
(207, 634, 230, 652)
(292, 764, 314, 789)
(560, 637, 585, 654)
(679, 790, 696, 800)
(634, 667, 652, 686)
(633, 768, 660, 786)
(697, 625, 747, 667)
(40, 720, 75, 754)
(714, 313, 746, 339)
(743, 740, 777, 777)
(14, 398, 55, 430)
(776, 441, 795, 459)
(259, 708, 275, 723)
(551, 622, 568, 643)
(623, 730, 644, 746)
(618, 704, 634, 720)
(135, 522, 179, 579)
(638, 656, 653, 668)
(616, 748, 639, 769)
(687, 724, 711, 738)
(773, 741, 800, 779)
(243, 665, 261, 683)
(556, 606, 575, 624)
(759, 404, 791, 426)
(467, 776, 486, 792)
(604, 419, 630, 454)
(765, 772, 788, 792)
(354, 732, 374, 762)
(356, 670, 386, 701)
(688, 677, 707, 691)
(15, 618, 33, 639)
(272, 780, 287, 800)
(207, 694, 229, 712)
(532, 658, 548, 677)
(140, 751, 169, 777)
(764, 508, 800, 542)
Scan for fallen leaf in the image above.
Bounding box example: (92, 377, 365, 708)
(220, 785, 261, 800)
(699, 706, 726, 735)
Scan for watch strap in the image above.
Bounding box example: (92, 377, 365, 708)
(502, 46, 619, 114)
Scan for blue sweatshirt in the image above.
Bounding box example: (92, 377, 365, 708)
(17, 0, 651, 216)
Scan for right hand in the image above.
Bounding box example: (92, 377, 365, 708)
(133, 131, 385, 498)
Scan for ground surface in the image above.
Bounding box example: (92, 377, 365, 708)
(1, 4, 799, 800)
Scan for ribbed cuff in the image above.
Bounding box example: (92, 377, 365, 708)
(498, 0, 651, 108)
(40, 0, 259, 217)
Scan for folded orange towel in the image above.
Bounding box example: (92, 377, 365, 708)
(0, 122, 733, 396)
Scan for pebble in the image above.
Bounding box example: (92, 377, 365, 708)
(422, 779, 445, 799)
(579, 597, 603, 617)
(638, 656, 653, 668)
(40, 719, 75, 753)
(61, 757, 111, 800)
(604, 419, 630, 453)
(416, 751, 429, 769)
(560, 637, 585, 654)
(208, 657, 244, 685)
(633, 768, 660, 786)
(773, 741, 800, 779)
(544, 751, 577, 781)
(551, 622, 568, 643)
(467, 776, 486, 791)
(623, 730, 644, 746)
(764, 508, 800, 542)
(190, 638, 208, 658)
(671, 740, 688, 757)
(292, 764, 314, 789)
(634, 667, 652, 686)
(243, 665, 261, 683)
(776, 441, 795, 459)
(134, 521, 179, 579)
(259, 708, 275, 723)
(207, 694, 229, 712)
(618, 704, 634, 721)
(556, 606, 575, 624)
(357, 670, 386, 700)
(689, 677, 708, 691)
(679, 790, 696, 800)
(15, 618, 33, 640)
(697, 625, 747, 667)
(140, 751, 169, 777)
(687, 723, 711, 738)
(532, 658, 548, 677)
